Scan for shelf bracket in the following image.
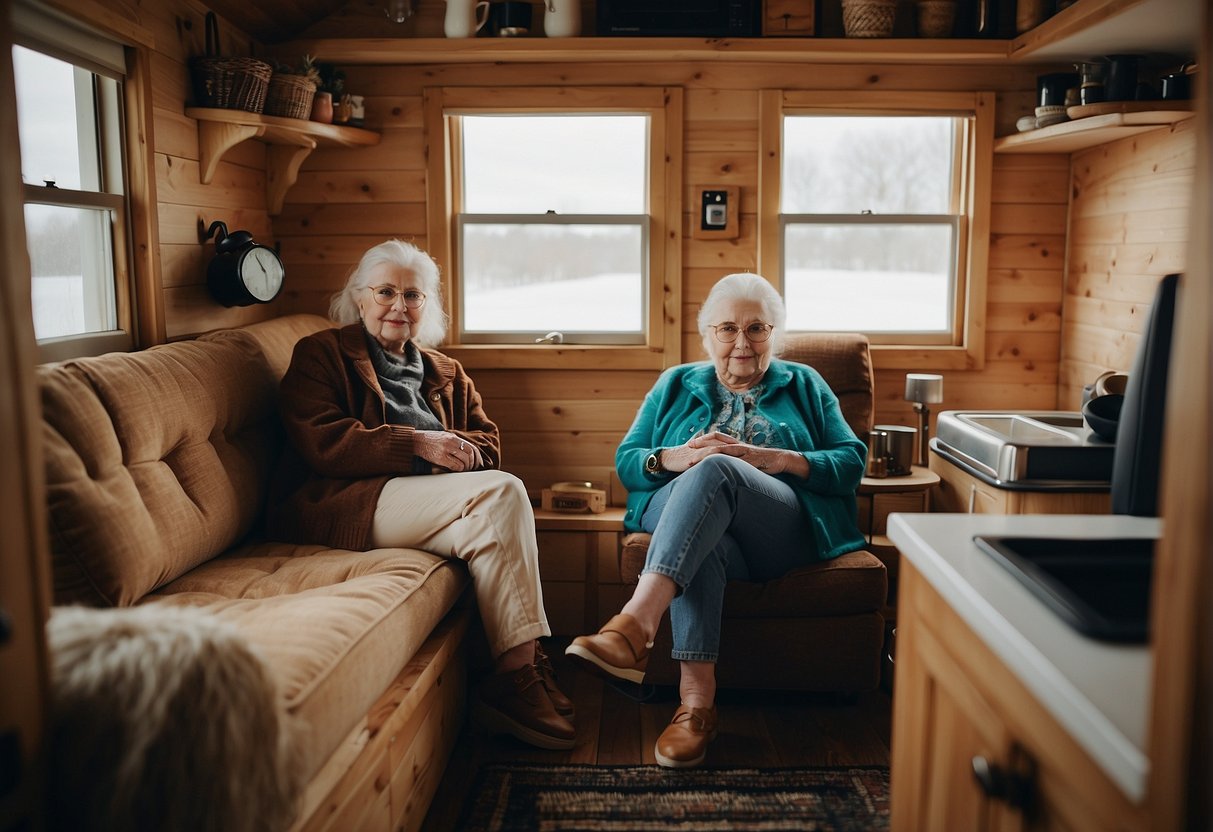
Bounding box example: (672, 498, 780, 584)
(266, 140, 318, 216)
(197, 120, 264, 184)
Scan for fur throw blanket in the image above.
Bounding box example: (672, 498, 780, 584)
(45, 605, 302, 832)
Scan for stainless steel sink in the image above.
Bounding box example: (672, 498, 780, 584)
(934, 410, 1114, 487)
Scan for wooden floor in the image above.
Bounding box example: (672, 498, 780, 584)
(421, 639, 892, 831)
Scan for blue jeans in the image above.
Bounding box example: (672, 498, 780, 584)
(639, 455, 818, 662)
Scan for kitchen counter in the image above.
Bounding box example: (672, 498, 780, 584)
(888, 512, 1160, 804)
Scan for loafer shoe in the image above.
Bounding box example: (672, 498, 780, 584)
(534, 641, 575, 719)
(655, 704, 718, 769)
(472, 664, 575, 750)
(565, 613, 651, 684)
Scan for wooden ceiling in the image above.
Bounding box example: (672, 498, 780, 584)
(201, 0, 351, 44)
(201, 0, 452, 43)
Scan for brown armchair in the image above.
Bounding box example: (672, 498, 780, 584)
(619, 333, 888, 692)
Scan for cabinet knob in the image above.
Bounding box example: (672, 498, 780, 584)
(971, 755, 1034, 810)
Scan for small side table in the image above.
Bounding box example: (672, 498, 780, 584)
(856, 465, 940, 691)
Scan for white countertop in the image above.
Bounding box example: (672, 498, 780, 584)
(888, 512, 1160, 804)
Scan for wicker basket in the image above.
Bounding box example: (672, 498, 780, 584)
(842, 0, 897, 37)
(189, 12, 272, 113)
(264, 74, 318, 120)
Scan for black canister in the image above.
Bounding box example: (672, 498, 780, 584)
(1105, 55, 1140, 101)
(1038, 72, 1080, 107)
(1161, 72, 1191, 100)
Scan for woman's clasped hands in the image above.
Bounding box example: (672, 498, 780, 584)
(414, 430, 482, 472)
(659, 431, 805, 477)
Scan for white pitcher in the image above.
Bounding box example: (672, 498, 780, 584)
(543, 0, 581, 37)
(444, 0, 490, 38)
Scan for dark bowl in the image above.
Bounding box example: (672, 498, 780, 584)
(1083, 394, 1124, 442)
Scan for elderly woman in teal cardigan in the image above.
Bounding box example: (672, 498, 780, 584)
(567, 272, 867, 769)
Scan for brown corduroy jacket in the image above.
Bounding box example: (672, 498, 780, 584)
(266, 323, 501, 550)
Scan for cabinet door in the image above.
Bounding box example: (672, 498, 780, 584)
(892, 571, 1030, 832)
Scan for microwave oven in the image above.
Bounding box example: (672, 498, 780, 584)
(596, 0, 762, 37)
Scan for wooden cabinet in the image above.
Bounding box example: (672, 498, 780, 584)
(533, 508, 627, 636)
(891, 563, 1147, 832)
(930, 451, 1111, 515)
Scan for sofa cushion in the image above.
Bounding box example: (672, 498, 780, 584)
(41, 334, 281, 606)
(142, 541, 468, 784)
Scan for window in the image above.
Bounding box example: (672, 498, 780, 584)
(760, 92, 993, 368)
(13, 5, 134, 359)
(426, 87, 682, 369)
(458, 115, 647, 343)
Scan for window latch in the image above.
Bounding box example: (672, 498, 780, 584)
(535, 331, 564, 345)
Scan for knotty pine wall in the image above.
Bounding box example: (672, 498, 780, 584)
(258, 58, 1069, 495)
(1059, 119, 1196, 408)
(145, 1, 288, 340)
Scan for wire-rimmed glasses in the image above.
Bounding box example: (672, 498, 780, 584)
(368, 285, 426, 309)
(709, 322, 773, 343)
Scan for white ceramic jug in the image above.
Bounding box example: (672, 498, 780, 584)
(444, 0, 490, 38)
(542, 0, 581, 37)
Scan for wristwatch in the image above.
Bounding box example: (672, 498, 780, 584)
(644, 448, 664, 474)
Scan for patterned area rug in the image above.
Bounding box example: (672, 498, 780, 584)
(457, 763, 890, 831)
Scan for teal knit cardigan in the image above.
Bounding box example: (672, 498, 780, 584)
(616, 359, 867, 560)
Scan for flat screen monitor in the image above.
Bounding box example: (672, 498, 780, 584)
(1111, 272, 1180, 517)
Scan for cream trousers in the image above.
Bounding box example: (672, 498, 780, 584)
(370, 469, 550, 658)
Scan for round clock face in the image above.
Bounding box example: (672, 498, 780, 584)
(241, 246, 285, 302)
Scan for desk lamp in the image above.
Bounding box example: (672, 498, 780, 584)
(905, 373, 944, 467)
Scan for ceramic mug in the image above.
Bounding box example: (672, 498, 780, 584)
(543, 0, 581, 37)
(444, 0, 490, 38)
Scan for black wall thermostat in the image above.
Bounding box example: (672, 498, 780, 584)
(205, 220, 285, 307)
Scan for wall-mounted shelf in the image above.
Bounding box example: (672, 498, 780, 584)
(283, 36, 1010, 66)
(186, 107, 380, 214)
(994, 107, 1195, 153)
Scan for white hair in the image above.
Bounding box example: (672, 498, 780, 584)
(328, 239, 449, 348)
(45, 604, 302, 832)
(696, 272, 787, 356)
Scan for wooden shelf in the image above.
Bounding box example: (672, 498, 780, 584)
(994, 108, 1195, 153)
(284, 36, 1011, 66)
(186, 107, 380, 214)
(1009, 0, 1199, 61)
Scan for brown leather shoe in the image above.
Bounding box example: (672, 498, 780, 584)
(473, 664, 575, 750)
(654, 704, 718, 769)
(564, 613, 651, 684)
(534, 641, 575, 719)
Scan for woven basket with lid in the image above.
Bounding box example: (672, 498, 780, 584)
(842, 0, 897, 37)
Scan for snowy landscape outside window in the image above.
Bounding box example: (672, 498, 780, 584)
(780, 114, 967, 342)
(456, 114, 648, 344)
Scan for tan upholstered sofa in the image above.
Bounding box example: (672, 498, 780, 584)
(39, 314, 469, 832)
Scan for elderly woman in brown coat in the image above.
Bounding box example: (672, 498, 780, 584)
(268, 239, 574, 750)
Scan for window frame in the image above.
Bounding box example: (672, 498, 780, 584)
(13, 1, 162, 361)
(759, 90, 994, 370)
(424, 86, 683, 370)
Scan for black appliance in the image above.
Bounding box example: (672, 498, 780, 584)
(973, 273, 1181, 643)
(596, 0, 762, 37)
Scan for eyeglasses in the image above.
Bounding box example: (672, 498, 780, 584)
(710, 322, 773, 343)
(368, 285, 426, 308)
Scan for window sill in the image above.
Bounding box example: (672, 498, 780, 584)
(442, 343, 670, 371)
(869, 343, 983, 372)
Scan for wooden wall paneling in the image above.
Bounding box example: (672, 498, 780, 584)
(1059, 124, 1195, 405)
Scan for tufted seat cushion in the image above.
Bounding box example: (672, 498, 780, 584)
(41, 332, 281, 606)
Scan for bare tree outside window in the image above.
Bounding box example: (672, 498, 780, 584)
(782, 116, 960, 333)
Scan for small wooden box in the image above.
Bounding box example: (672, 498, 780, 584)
(763, 0, 815, 36)
(541, 485, 606, 514)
